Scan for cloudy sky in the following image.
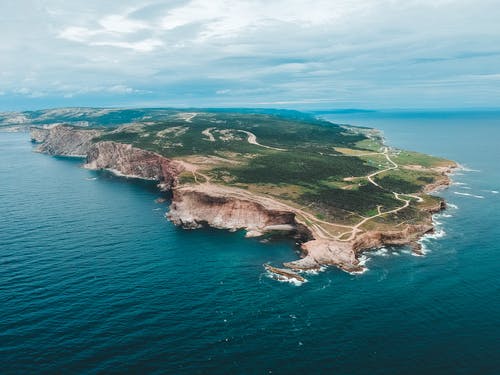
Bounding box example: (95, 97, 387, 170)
(1, 0, 499, 110)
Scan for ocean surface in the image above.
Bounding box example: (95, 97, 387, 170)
(1, 111, 499, 374)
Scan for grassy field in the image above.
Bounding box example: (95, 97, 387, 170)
(392, 150, 452, 168)
(93, 110, 453, 225)
(26, 108, 453, 231)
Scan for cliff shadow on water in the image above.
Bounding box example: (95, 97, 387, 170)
(91, 168, 173, 200)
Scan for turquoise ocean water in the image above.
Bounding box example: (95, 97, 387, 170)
(1, 111, 499, 374)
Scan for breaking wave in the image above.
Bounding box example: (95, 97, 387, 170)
(454, 192, 485, 199)
(303, 266, 327, 275)
(264, 271, 307, 286)
(349, 255, 369, 275)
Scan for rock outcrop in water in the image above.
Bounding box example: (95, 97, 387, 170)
(284, 224, 433, 272)
(31, 125, 101, 156)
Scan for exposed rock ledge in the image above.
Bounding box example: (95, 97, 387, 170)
(284, 224, 433, 273)
(85, 142, 184, 191)
(31, 125, 101, 157)
(168, 184, 310, 240)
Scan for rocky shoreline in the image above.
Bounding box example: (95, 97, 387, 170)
(30, 124, 456, 279)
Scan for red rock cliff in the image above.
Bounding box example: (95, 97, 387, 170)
(85, 141, 184, 190)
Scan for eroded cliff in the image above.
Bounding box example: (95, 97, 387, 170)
(31, 125, 101, 156)
(284, 224, 434, 272)
(85, 142, 184, 190)
(168, 184, 306, 238)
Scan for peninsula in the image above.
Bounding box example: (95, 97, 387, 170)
(20, 108, 456, 278)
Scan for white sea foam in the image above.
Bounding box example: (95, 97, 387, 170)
(85, 177, 97, 181)
(265, 272, 307, 286)
(348, 267, 368, 275)
(453, 182, 468, 186)
(461, 167, 481, 172)
(454, 192, 485, 199)
(415, 209, 448, 254)
(480, 190, 499, 194)
(415, 237, 434, 256)
(303, 266, 327, 275)
(412, 246, 427, 257)
(400, 248, 413, 255)
(427, 228, 446, 240)
(459, 186, 472, 190)
(416, 227, 446, 255)
(370, 247, 390, 257)
(348, 255, 369, 275)
(446, 203, 459, 209)
(107, 168, 157, 181)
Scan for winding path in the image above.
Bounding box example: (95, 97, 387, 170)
(236, 130, 286, 151)
(201, 128, 286, 151)
(201, 127, 215, 142)
(366, 147, 398, 187)
(186, 142, 421, 242)
(334, 148, 422, 241)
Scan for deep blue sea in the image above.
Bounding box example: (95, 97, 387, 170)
(1, 111, 499, 374)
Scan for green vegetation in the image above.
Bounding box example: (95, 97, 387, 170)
(226, 152, 375, 185)
(93, 110, 452, 226)
(96, 112, 368, 157)
(374, 169, 437, 194)
(24, 107, 453, 232)
(393, 150, 451, 168)
(299, 184, 401, 221)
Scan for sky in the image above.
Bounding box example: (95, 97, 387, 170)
(1, 0, 500, 111)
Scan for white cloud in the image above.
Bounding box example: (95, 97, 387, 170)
(160, 0, 368, 39)
(13, 88, 46, 98)
(11, 83, 147, 99)
(99, 14, 149, 34)
(58, 8, 161, 52)
(2, 0, 500, 109)
(91, 38, 164, 52)
(58, 27, 99, 43)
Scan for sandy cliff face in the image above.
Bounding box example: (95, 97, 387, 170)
(85, 142, 184, 190)
(30, 125, 101, 156)
(168, 185, 301, 237)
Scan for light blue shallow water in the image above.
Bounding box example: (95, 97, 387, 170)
(1, 111, 499, 374)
